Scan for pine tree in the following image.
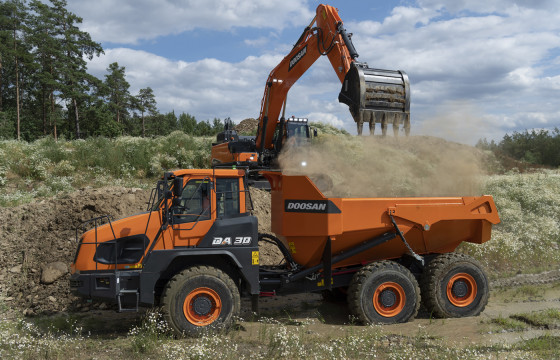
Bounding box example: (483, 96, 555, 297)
(53, 0, 102, 139)
(179, 112, 197, 134)
(28, 0, 61, 137)
(135, 87, 157, 137)
(104, 62, 131, 128)
(1, 0, 28, 140)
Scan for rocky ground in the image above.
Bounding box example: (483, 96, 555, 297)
(0, 186, 278, 315)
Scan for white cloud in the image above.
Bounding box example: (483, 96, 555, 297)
(244, 37, 270, 47)
(345, 2, 560, 138)
(305, 112, 344, 128)
(67, 0, 313, 44)
(82, 1, 560, 140)
(88, 48, 283, 121)
(417, 0, 560, 14)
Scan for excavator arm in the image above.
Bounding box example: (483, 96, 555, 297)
(255, 4, 410, 160)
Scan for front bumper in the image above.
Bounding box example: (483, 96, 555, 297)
(70, 271, 141, 305)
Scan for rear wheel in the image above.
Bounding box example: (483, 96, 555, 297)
(348, 261, 420, 324)
(161, 265, 240, 336)
(420, 253, 489, 318)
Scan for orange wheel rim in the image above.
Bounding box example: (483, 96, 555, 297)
(446, 273, 477, 307)
(373, 282, 406, 317)
(183, 287, 222, 326)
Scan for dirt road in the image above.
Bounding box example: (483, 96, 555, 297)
(237, 279, 560, 347)
(53, 274, 559, 349)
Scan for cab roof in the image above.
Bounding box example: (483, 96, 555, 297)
(170, 168, 245, 177)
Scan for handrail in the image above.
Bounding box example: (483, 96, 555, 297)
(75, 215, 117, 271)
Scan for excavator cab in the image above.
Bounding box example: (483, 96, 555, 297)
(286, 118, 310, 143)
(339, 62, 410, 136)
(273, 117, 312, 153)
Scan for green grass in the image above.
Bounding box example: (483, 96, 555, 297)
(515, 335, 560, 358)
(512, 285, 546, 299)
(0, 309, 553, 360)
(0, 131, 213, 206)
(489, 315, 529, 332)
(512, 309, 560, 329)
(488, 308, 560, 334)
(460, 169, 560, 275)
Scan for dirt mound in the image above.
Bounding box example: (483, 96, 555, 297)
(0, 186, 276, 315)
(235, 118, 258, 134)
(0, 187, 151, 315)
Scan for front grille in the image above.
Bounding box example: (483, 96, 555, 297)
(70, 279, 83, 288)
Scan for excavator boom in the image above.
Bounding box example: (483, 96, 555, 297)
(211, 4, 411, 171)
(255, 3, 410, 154)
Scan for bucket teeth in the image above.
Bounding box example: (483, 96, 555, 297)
(340, 63, 410, 136)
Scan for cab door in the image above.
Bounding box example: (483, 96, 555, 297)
(170, 177, 215, 246)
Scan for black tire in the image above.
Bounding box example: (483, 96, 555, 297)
(348, 261, 420, 324)
(420, 253, 489, 318)
(161, 265, 240, 336)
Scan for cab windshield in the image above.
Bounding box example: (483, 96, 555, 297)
(286, 122, 309, 139)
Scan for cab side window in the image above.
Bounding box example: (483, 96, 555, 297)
(172, 179, 211, 224)
(216, 178, 240, 218)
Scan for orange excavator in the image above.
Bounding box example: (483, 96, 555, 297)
(211, 4, 410, 170)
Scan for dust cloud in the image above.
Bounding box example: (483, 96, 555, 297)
(415, 100, 499, 145)
(278, 134, 486, 198)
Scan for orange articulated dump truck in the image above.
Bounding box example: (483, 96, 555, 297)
(70, 169, 499, 335)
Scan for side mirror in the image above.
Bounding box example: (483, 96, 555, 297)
(173, 177, 183, 198)
(313, 128, 318, 137)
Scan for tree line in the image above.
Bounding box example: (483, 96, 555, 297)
(0, 0, 224, 141)
(477, 128, 560, 167)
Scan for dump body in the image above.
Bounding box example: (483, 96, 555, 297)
(262, 171, 500, 269)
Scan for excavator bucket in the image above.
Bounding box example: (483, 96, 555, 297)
(339, 62, 410, 136)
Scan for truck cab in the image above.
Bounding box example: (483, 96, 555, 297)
(70, 169, 259, 329)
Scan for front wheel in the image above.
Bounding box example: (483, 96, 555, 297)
(161, 265, 240, 336)
(420, 253, 489, 318)
(348, 261, 420, 324)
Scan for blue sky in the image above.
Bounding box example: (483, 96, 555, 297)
(66, 0, 560, 144)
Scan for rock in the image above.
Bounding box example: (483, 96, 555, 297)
(40, 262, 68, 284)
(48, 296, 56, 303)
(98, 303, 107, 310)
(9, 264, 22, 273)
